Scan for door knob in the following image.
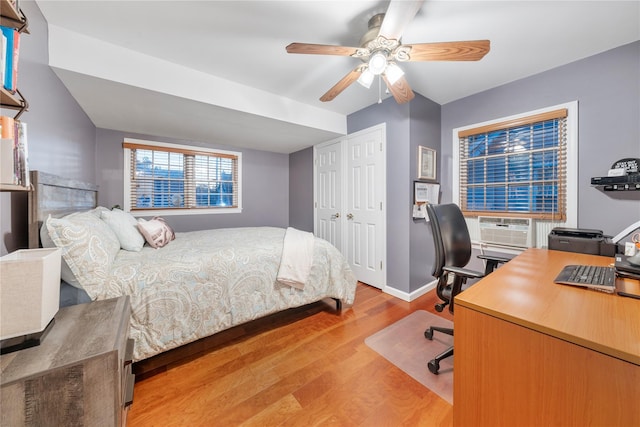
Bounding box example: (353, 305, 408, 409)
(347, 213, 354, 220)
(331, 213, 340, 219)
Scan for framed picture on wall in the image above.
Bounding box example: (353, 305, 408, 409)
(418, 146, 436, 180)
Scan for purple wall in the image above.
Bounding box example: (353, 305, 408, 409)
(408, 96, 441, 292)
(5, 2, 638, 294)
(289, 42, 640, 295)
(95, 128, 290, 232)
(347, 97, 414, 292)
(1, 1, 96, 255)
(346, 94, 441, 294)
(1, 1, 292, 254)
(289, 147, 313, 232)
(442, 41, 640, 237)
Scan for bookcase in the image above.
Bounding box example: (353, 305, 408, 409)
(0, 0, 29, 192)
(0, 0, 28, 120)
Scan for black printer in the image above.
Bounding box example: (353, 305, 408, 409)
(548, 227, 616, 256)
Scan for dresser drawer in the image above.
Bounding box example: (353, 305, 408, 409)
(1, 297, 132, 426)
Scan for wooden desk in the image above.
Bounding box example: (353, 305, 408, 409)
(454, 249, 640, 427)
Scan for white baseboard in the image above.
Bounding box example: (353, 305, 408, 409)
(383, 279, 438, 302)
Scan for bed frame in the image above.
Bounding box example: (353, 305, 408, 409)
(28, 170, 343, 379)
(28, 170, 98, 249)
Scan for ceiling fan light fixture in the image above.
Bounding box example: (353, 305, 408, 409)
(368, 51, 388, 75)
(286, 1, 491, 104)
(385, 62, 404, 85)
(357, 68, 374, 89)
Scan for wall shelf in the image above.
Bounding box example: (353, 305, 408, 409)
(0, 183, 31, 192)
(0, 87, 27, 118)
(598, 183, 640, 192)
(0, 0, 28, 33)
(1, 0, 29, 119)
(591, 175, 640, 191)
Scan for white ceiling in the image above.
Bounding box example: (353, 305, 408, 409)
(35, 1, 640, 153)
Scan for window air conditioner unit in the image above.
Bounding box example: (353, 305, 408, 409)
(478, 216, 534, 248)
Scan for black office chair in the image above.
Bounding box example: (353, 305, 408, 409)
(424, 203, 509, 374)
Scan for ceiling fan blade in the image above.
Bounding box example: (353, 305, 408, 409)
(403, 40, 491, 61)
(383, 75, 415, 104)
(379, 0, 424, 41)
(286, 43, 359, 56)
(320, 67, 362, 102)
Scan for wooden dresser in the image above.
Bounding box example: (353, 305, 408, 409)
(1, 297, 134, 426)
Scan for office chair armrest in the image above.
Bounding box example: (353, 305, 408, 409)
(477, 254, 510, 275)
(477, 254, 510, 264)
(442, 265, 485, 280)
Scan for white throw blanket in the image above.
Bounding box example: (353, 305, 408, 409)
(277, 227, 315, 289)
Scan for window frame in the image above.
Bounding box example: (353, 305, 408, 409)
(123, 138, 242, 216)
(452, 101, 578, 228)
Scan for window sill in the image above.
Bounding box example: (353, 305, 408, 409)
(130, 207, 242, 217)
(472, 240, 529, 256)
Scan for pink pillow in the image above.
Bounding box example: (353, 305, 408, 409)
(137, 217, 175, 248)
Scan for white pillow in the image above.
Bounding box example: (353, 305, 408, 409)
(101, 208, 145, 252)
(46, 211, 120, 297)
(41, 218, 81, 289)
(138, 217, 175, 249)
(40, 207, 109, 289)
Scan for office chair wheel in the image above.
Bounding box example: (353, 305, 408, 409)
(425, 328, 434, 340)
(428, 359, 440, 375)
(435, 303, 446, 312)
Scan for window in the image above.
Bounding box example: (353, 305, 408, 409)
(123, 139, 241, 215)
(456, 106, 575, 220)
(453, 102, 578, 249)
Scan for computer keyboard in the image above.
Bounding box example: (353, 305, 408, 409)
(554, 264, 615, 292)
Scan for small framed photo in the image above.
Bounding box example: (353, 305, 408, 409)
(418, 146, 436, 181)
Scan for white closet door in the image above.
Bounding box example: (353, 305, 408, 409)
(344, 125, 385, 289)
(315, 140, 343, 250)
(314, 124, 386, 289)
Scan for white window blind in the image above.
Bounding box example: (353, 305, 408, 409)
(123, 140, 240, 213)
(458, 109, 568, 221)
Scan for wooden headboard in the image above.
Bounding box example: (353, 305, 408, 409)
(28, 170, 98, 249)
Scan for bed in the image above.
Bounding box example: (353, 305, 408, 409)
(28, 171, 357, 364)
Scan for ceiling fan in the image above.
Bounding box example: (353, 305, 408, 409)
(286, 0, 490, 104)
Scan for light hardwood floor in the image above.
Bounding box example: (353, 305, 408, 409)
(128, 283, 454, 426)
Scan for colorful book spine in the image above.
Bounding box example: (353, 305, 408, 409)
(16, 120, 28, 187)
(12, 118, 19, 184)
(1, 26, 12, 91)
(11, 29, 20, 91)
(0, 25, 19, 92)
(0, 115, 14, 139)
(0, 31, 6, 89)
(0, 115, 16, 184)
(0, 116, 28, 186)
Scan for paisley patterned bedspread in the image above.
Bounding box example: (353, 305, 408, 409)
(93, 227, 357, 361)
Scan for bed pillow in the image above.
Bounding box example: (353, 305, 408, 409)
(138, 217, 175, 248)
(101, 208, 145, 252)
(45, 211, 121, 295)
(40, 219, 82, 289)
(40, 207, 111, 288)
